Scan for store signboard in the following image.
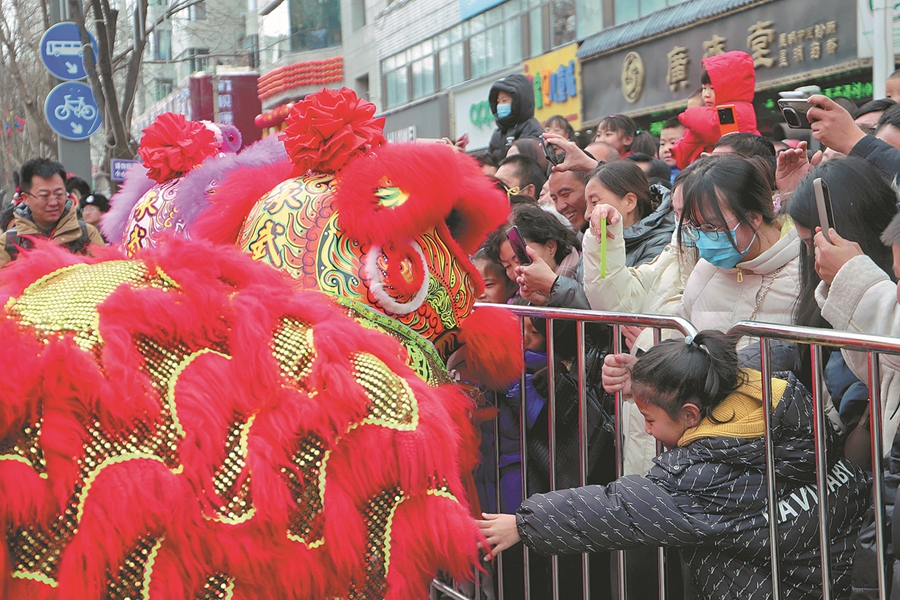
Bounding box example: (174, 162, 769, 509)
(580, 0, 857, 121)
(524, 43, 582, 130)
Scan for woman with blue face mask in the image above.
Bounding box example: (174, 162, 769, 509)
(674, 154, 801, 357)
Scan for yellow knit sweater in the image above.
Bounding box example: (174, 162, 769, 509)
(678, 369, 788, 447)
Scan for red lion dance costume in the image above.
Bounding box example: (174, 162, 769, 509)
(0, 89, 520, 599)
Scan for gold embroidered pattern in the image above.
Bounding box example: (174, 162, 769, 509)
(351, 353, 418, 430)
(105, 536, 160, 600)
(210, 416, 255, 525)
(284, 434, 327, 547)
(197, 573, 235, 600)
(5, 262, 177, 355)
(0, 409, 47, 478)
(347, 487, 406, 600)
(272, 317, 316, 389)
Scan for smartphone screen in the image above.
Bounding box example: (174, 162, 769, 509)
(717, 105, 739, 136)
(506, 226, 532, 265)
(813, 177, 835, 243)
(777, 99, 814, 129)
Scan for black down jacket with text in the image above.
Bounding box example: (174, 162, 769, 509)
(516, 372, 870, 599)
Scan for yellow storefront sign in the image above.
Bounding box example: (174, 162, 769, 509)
(523, 43, 582, 130)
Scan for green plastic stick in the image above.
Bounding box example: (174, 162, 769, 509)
(600, 217, 607, 279)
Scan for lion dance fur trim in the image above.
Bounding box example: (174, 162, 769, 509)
(0, 239, 482, 599)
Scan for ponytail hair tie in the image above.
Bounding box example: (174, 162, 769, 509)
(685, 335, 710, 356)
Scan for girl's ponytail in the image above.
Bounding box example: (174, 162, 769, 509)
(631, 330, 743, 420)
(689, 330, 742, 420)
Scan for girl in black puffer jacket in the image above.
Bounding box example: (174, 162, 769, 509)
(479, 330, 870, 599)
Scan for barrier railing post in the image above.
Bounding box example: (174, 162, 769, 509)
(612, 325, 627, 600)
(545, 317, 559, 600)
(868, 353, 888, 600)
(576, 320, 590, 599)
(810, 343, 833, 599)
(653, 327, 667, 600)
(519, 315, 531, 600)
(493, 392, 504, 600)
(758, 336, 782, 600)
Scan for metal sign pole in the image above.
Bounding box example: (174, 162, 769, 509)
(48, 0, 93, 183)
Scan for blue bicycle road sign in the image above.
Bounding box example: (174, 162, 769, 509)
(45, 82, 102, 141)
(40, 22, 99, 81)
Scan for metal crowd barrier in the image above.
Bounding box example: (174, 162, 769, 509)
(726, 320, 900, 600)
(429, 307, 900, 600)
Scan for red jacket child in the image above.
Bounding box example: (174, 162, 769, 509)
(672, 50, 759, 169)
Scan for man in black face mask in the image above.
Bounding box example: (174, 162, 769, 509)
(487, 73, 544, 163)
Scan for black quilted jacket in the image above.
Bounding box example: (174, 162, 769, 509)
(516, 372, 870, 599)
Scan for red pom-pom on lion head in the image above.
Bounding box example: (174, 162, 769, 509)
(137, 112, 220, 184)
(280, 87, 386, 176)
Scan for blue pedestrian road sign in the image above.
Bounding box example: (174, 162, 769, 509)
(40, 22, 99, 81)
(45, 82, 102, 141)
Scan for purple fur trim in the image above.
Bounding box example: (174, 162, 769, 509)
(172, 135, 287, 231)
(102, 163, 154, 244)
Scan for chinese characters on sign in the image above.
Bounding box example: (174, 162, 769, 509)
(703, 34, 726, 58)
(659, 19, 839, 92)
(747, 21, 775, 67)
(667, 46, 690, 92)
(594, 1, 854, 118)
(218, 79, 234, 124)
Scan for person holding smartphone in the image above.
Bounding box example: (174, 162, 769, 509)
(788, 159, 900, 448)
(487, 203, 588, 309)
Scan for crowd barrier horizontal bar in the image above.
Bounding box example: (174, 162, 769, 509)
(728, 320, 900, 355)
(434, 312, 900, 600)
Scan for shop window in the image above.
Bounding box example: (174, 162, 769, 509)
(529, 6, 545, 57)
(385, 68, 409, 108)
(154, 78, 174, 101)
(614, 0, 688, 26)
(352, 0, 366, 30)
(151, 29, 172, 60)
(439, 44, 465, 88)
(411, 57, 435, 99)
(504, 18, 521, 64)
(469, 31, 487, 79)
(575, 0, 603, 40)
(288, 0, 342, 52)
(613, 0, 638, 24)
(551, 0, 575, 47)
(188, 0, 207, 20)
(381, 0, 532, 107)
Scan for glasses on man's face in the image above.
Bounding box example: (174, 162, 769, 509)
(24, 190, 68, 202)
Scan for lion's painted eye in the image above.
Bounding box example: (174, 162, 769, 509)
(364, 240, 429, 314)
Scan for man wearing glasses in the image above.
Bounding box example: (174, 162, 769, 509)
(0, 158, 105, 266)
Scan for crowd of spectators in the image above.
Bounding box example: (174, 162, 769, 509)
(472, 59, 900, 599)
